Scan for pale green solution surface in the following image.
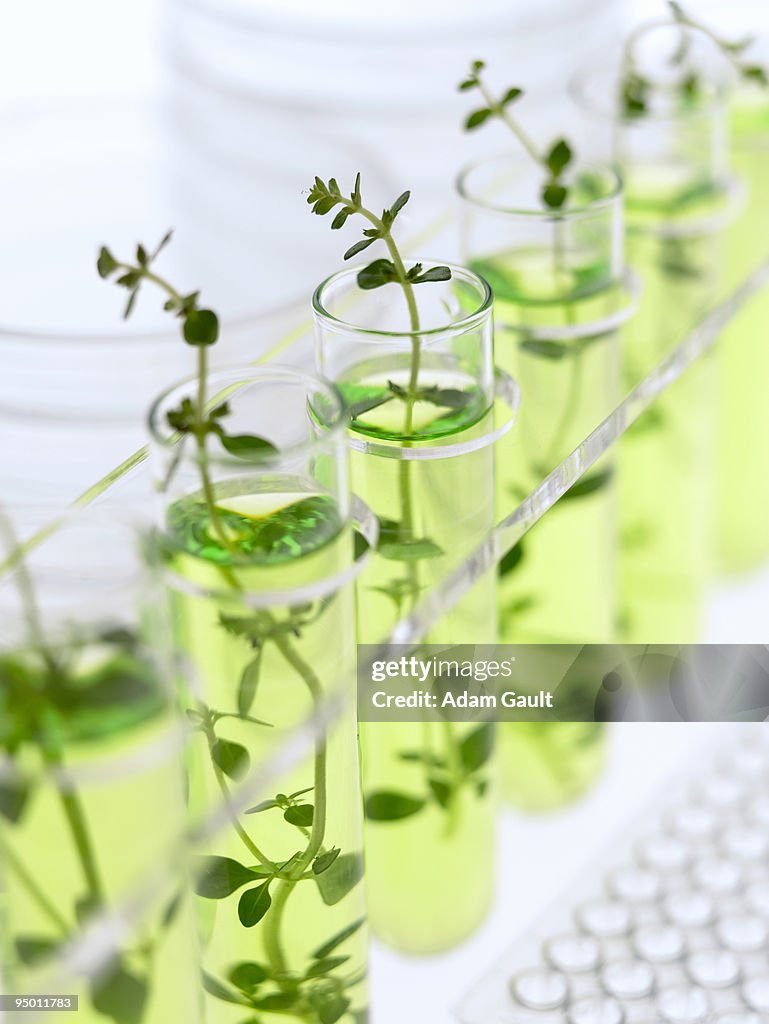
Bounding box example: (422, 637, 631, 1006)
(165, 491, 368, 1024)
(716, 99, 769, 574)
(0, 640, 201, 1024)
(344, 367, 497, 954)
(621, 214, 719, 642)
(470, 250, 614, 810)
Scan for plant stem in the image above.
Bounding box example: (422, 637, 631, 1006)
(476, 80, 543, 165)
(0, 831, 70, 935)
(43, 748, 105, 902)
(541, 222, 582, 469)
(211, 760, 277, 872)
(262, 626, 328, 989)
(193, 346, 238, 558)
(440, 721, 461, 839)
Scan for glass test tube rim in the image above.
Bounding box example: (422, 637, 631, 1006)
(455, 153, 624, 221)
(312, 260, 494, 343)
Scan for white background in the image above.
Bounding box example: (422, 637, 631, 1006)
(0, 4, 765, 1020)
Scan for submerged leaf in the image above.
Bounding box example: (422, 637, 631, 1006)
(212, 738, 250, 780)
(314, 852, 363, 906)
(312, 847, 341, 875)
(459, 723, 494, 773)
(365, 791, 425, 821)
(284, 803, 314, 827)
(312, 917, 365, 960)
(219, 434, 278, 460)
(193, 856, 265, 898)
(238, 882, 273, 927)
(91, 962, 148, 1024)
(560, 467, 613, 502)
(498, 541, 524, 578)
(237, 652, 263, 717)
(228, 962, 270, 992)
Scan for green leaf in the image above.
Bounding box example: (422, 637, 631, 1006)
(245, 798, 278, 814)
(459, 723, 494, 773)
(312, 918, 365, 959)
(357, 258, 398, 290)
(193, 856, 265, 898)
(351, 171, 362, 206)
(312, 196, 339, 216)
(504, 595, 537, 616)
(545, 138, 572, 177)
(212, 738, 250, 780)
(742, 64, 769, 87)
(152, 230, 174, 260)
(519, 338, 569, 360)
(116, 270, 141, 289)
(237, 653, 262, 717)
(75, 893, 102, 925)
(166, 396, 197, 434)
(312, 847, 341, 875)
(305, 956, 349, 979)
(183, 308, 219, 346)
(379, 536, 444, 562)
(561, 467, 613, 501)
(390, 191, 411, 218)
(254, 993, 298, 1012)
(465, 107, 493, 130)
(161, 890, 182, 928)
(228, 962, 269, 992)
(288, 785, 314, 799)
(622, 73, 649, 116)
(238, 882, 273, 927)
(91, 962, 148, 1024)
(97, 246, 119, 278)
(418, 386, 472, 410)
(309, 993, 350, 1024)
(315, 852, 363, 906)
(369, 578, 423, 606)
(681, 71, 700, 99)
(284, 803, 314, 827)
(0, 777, 31, 823)
(344, 237, 376, 260)
(365, 791, 425, 821)
(398, 750, 445, 767)
(542, 182, 568, 209)
(15, 937, 58, 966)
(501, 86, 523, 106)
(348, 393, 391, 419)
(202, 971, 249, 1006)
(220, 434, 278, 460)
(723, 34, 754, 54)
(331, 208, 350, 230)
(458, 78, 477, 91)
(472, 59, 486, 72)
(428, 777, 452, 809)
(410, 265, 452, 285)
(498, 541, 524, 578)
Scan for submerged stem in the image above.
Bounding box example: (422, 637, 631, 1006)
(0, 831, 70, 935)
(263, 626, 328, 988)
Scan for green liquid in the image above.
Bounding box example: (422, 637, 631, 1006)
(165, 488, 368, 1024)
(469, 251, 615, 810)
(621, 211, 719, 642)
(0, 634, 200, 1024)
(346, 362, 497, 954)
(716, 98, 769, 573)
